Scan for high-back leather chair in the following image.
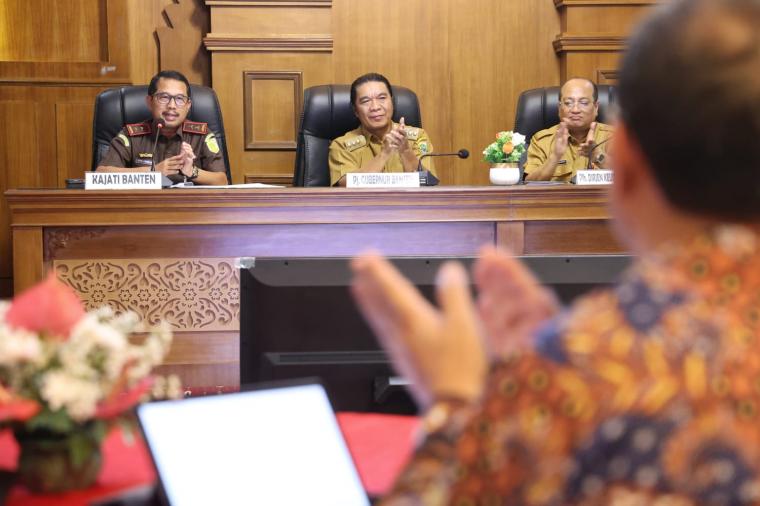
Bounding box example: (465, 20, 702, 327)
(514, 85, 616, 145)
(91, 85, 231, 183)
(293, 84, 422, 187)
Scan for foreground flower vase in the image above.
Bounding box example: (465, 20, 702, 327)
(15, 422, 105, 493)
(0, 274, 175, 495)
(489, 162, 521, 185)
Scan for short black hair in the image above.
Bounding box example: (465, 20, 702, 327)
(148, 70, 192, 98)
(560, 77, 599, 102)
(618, 0, 760, 220)
(350, 73, 393, 107)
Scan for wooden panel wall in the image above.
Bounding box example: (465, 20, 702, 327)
(0, 0, 206, 297)
(206, 0, 657, 187)
(553, 0, 660, 82)
(1, 0, 656, 297)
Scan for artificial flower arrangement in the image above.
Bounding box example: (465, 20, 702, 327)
(482, 130, 527, 164)
(0, 273, 177, 492)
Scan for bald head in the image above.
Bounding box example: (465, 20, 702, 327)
(559, 78, 600, 133)
(618, 0, 760, 220)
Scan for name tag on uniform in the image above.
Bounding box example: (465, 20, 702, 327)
(346, 172, 421, 188)
(575, 169, 613, 185)
(85, 171, 162, 190)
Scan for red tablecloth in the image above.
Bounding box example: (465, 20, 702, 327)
(0, 412, 418, 505)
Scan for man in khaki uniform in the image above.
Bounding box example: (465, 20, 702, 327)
(524, 78, 614, 182)
(329, 73, 436, 187)
(97, 70, 228, 186)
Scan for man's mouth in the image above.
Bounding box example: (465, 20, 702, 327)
(163, 113, 179, 121)
(369, 115, 384, 122)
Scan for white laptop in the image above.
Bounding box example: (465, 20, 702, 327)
(136, 381, 370, 506)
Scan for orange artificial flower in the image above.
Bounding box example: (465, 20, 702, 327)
(5, 273, 85, 339)
(502, 143, 514, 155)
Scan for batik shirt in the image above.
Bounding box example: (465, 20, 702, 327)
(382, 224, 760, 505)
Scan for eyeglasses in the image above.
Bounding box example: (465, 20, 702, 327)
(560, 98, 594, 110)
(152, 93, 190, 107)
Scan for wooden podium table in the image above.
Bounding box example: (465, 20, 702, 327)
(6, 185, 622, 388)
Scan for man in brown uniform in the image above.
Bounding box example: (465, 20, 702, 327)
(97, 70, 228, 186)
(329, 73, 436, 187)
(524, 78, 614, 182)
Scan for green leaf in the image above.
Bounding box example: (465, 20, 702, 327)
(25, 409, 75, 434)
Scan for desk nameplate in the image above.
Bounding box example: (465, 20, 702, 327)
(85, 171, 162, 190)
(346, 172, 420, 188)
(575, 169, 613, 185)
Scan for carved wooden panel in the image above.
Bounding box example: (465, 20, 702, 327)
(243, 71, 302, 150)
(54, 258, 240, 331)
(156, 0, 211, 86)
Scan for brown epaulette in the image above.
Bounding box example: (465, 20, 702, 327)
(125, 122, 152, 136)
(182, 120, 209, 135)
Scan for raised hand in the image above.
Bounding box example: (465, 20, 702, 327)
(178, 142, 196, 177)
(553, 121, 570, 159)
(351, 253, 487, 409)
(474, 247, 559, 359)
(155, 153, 185, 177)
(580, 121, 597, 158)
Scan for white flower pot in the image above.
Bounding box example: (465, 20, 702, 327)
(489, 163, 520, 185)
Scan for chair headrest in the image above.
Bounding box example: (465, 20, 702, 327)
(300, 84, 422, 141)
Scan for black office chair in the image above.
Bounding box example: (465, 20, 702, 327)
(91, 85, 232, 183)
(292, 84, 423, 187)
(514, 85, 616, 146)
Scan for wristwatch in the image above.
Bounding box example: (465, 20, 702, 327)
(188, 166, 200, 180)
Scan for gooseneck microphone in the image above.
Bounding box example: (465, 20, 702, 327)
(149, 120, 165, 173)
(585, 137, 612, 170)
(416, 148, 469, 187)
(419, 149, 470, 161)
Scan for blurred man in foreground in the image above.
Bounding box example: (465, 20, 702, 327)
(352, 0, 760, 503)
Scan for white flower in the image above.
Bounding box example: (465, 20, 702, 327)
(0, 327, 44, 366)
(511, 132, 526, 146)
(71, 313, 127, 352)
(41, 371, 102, 421)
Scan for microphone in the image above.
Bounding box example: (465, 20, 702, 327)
(417, 148, 469, 186)
(585, 137, 612, 170)
(149, 119, 165, 173)
(420, 149, 470, 161)
(149, 119, 173, 187)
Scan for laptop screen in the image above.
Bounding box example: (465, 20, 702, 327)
(137, 382, 370, 506)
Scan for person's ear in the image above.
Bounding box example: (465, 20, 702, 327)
(145, 95, 152, 109)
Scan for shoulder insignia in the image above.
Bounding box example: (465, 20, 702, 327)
(183, 121, 209, 135)
(405, 127, 420, 140)
(125, 122, 152, 136)
(344, 136, 367, 152)
(117, 133, 130, 147)
(204, 133, 220, 154)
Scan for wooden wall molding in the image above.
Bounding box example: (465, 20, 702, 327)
(553, 34, 627, 53)
(243, 70, 303, 150)
(597, 69, 620, 84)
(204, 36, 332, 52)
(55, 258, 240, 332)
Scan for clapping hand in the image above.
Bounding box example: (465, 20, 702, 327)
(579, 122, 597, 158)
(382, 116, 409, 155)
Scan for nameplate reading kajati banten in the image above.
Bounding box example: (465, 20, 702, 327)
(575, 169, 613, 185)
(85, 171, 162, 190)
(346, 172, 421, 188)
